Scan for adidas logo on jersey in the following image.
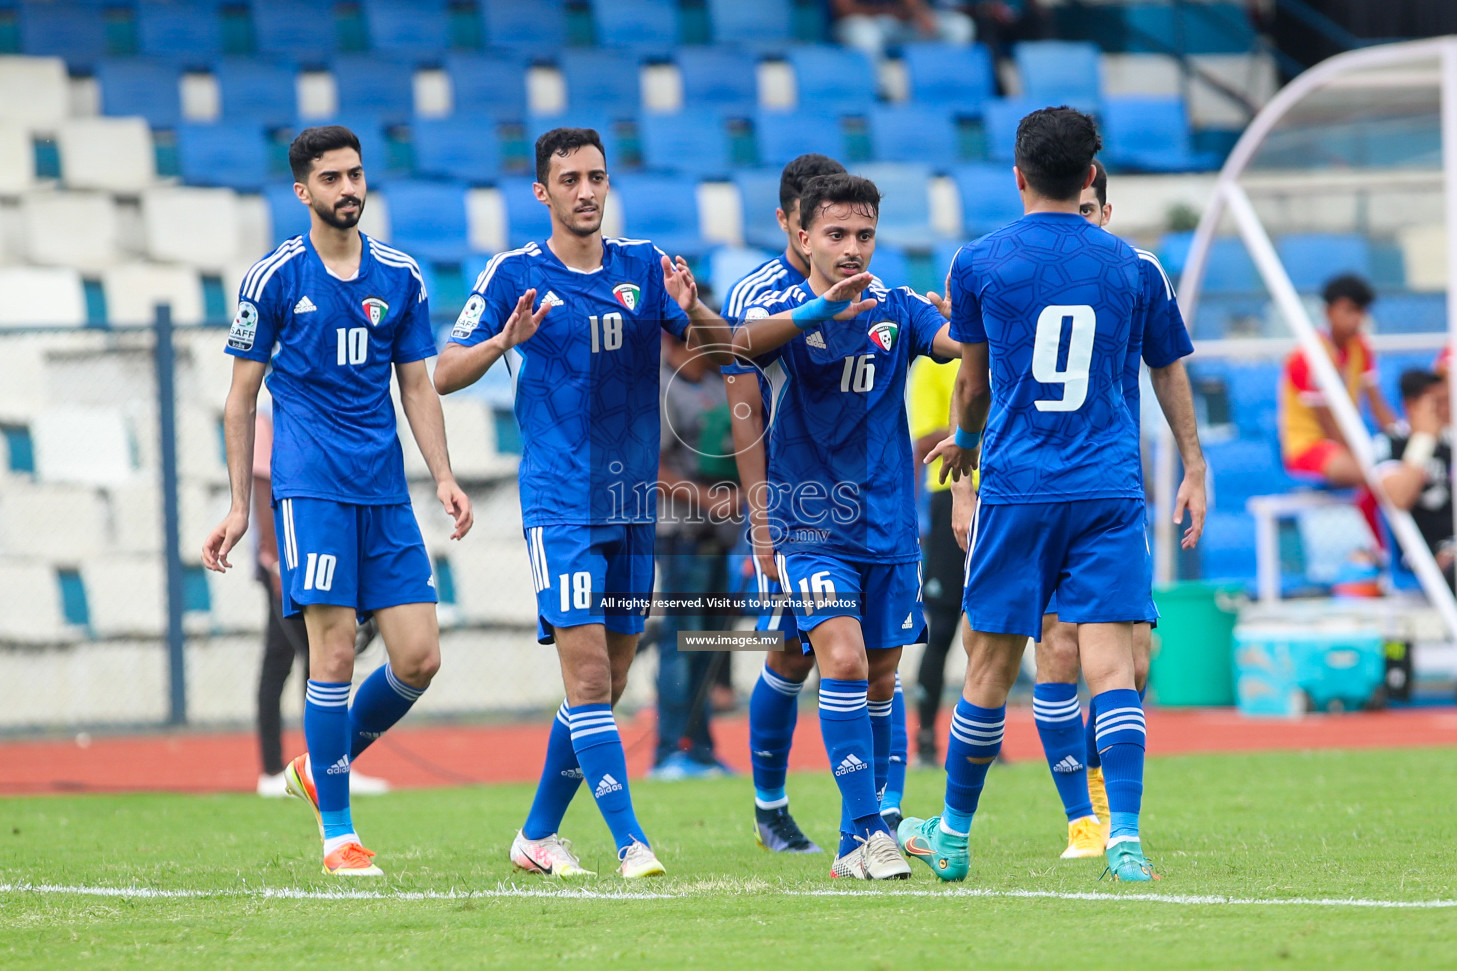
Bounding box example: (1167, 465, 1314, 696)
(542, 290, 565, 308)
(325, 755, 350, 776)
(594, 773, 624, 797)
(902, 613, 914, 629)
(1052, 755, 1084, 774)
(834, 754, 868, 777)
(805, 331, 827, 349)
(293, 295, 317, 314)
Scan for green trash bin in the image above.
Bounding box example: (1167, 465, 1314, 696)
(1149, 582, 1242, 706)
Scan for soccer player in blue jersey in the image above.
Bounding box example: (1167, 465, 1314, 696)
(434, 128, 732, 879)
(730, 173, 960, 880)
(900, 107, 1206, 883)
(202, 126, 474, 877)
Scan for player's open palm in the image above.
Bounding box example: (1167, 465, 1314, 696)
(501, 289, 549, 349)
(825, 271, 877, 320)
(202, 509, 249, 572)
(661, 254, 699, 311)
(438, 480, 474, 540)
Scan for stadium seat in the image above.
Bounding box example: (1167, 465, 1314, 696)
(21, 191, 120, 272)
(57, 117, 157, 192)
(362, 0, 452, 61)
(951, 163, 1023, 237)
(177, 122, 272, 191)
(253, 0, 339, 60)
(674, 46, 759, 117)
(591, 0, 680, 52)
(0, 267, 87, 328)
(445, 54, 529, 119)
(1205, 437, 1299, 512)
(1100, 53, 1181, 99)
(0, 56, 71, 132)
(732, 167, 784, 251)
(1375, 293, 1447, 334)
(137, 1, 225, 64)
(85, 556, 167, 637)
(901, 42, 996, 116)
(785, 46, 875, 115)
(868, 104, 957, 167)
(32, 406, 134, 486)
(96, 59, 184, 129)
(1014, 41, 1102, 110)
(412, 116, 503, 184)
(332, 55, 416, 124)
(0, 563, 71, 644)
(379, 180, 469, 262)
(102, 264, 207, 326)
(706, 244, 775, 303)
(1102, 96, 1217, 172)
(19, 3, 109, 69)
(1275, 234, 1373, 293)
(1124, 2, 1256, 56)
(1199, 509, 1257, 585)
(1160, 232, 1261, 295)
(754, 108, 846, 169)
(262, 176, 392, 246)
(142, 186, 245, 271)
(982, 98, 1040, 163)
(214, 59, 298, 127)
(612, 174, 704, 257)
(706, 0, 793, 46)
(1221, 360, 1283, 438)
(850, 162, 933, 246)
(869, 242, 911, 289)
(479, 0, 569, 54)
(638, 110, 733, 178)
(561, 49, 643, 119)
(0, 481, 109, 561)
(0, 121, 35, 194)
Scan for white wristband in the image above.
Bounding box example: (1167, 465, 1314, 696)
(1403, 431, 1437, 469)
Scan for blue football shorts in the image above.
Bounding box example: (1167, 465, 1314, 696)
(525, 522, 656, 644)
(776, 551, 927, 653)
(274, 497, 435, 618)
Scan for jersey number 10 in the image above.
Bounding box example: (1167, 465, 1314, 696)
(1031, 305, 1095, 412)
(336, 327, 368, 366)
(590, 313, 623, 353)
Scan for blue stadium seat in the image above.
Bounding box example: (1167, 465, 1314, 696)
(706, 244, 776, 304)
(591, 0, 679, 51)
(1375, 293, 1447, 334)
(786, 46, 875, 115)
(332, 56, 415, 124)
(1199, 510, 1257, 585)
(96, 60, 183, 129)
(851, 163, 932, 246)
(526, 111, 621, 158)
(499, 176, 553, 247)
(137, 1, 224, 64)
(215, 59, 297, 127)
(869, 242, 911, 289)
(480, 0, 569, 54)
(674, 46, 759, 117)
(1275, 234, 1373, 293)
(265, 183, 311, 243)
(445, 55, 528, 119)
(638, 111, 733, 178)
(362, 0, 451, 61)
(868, 104, 957, 167)
(612, 174, 705, 257)
(253, 0, 338, 60)
(1160, 232, 1261, 295)
(560, 49, 643, 119)
(951, 163, 1023, 236)
(755, 108, 846, 169)
(1124, 2, 1255, 56)
(176, 122, 271, 191)
(732, 167, 785, 251)
(982, 98, 1040, 163)
(901, 43, 995, 116)
(293, 117, 391, 179)
(706, 0, 792, 46)
(19, 3, 108, 68)
(1102, 96, 1217, 172)
(381, 180, 470, 262)
(1014, 41, 1101, 110)
(1223, 361, 1283, 438)
(412, 116, 503, 184)
(1205, 437, 1298, 512)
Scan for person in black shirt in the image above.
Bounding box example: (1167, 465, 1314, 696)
(1374, 369, 1454, 586)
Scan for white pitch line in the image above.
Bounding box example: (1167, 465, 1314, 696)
(3, 882, 1456, 910)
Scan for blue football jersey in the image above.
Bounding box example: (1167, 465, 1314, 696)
(1123, 247, 1194, 418)
(950, 212, 1161, 505)
(746, 281, 948, 562)
(226, 233, 434, 505)
(449, 238, 690, 526)
(720, 253, 805, 380)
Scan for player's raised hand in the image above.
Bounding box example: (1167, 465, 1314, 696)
(500, 289, 549, 349)
(438, 479, 474, 540)
(202, 509, 249, 572)
(824, 271, 877, 319)
(661, 254, 699, 311)
(926, 271, 952, 320)
(1174, 466, 1206, 549)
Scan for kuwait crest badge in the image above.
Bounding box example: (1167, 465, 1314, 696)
(361, 296, 389, 326)
(868, 321, 898, 352)
(612, 283, 641, 311)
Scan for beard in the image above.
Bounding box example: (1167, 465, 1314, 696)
(313, 195, 365, 230)
(562, 207, 603, 238)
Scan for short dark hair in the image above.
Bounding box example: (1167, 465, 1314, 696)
(1014, 106, 1102, 202)
(535, 127, 606, 183)
(780, 154, 846, 214)
(1089, 158, 1108, 207)
(798, 174, 880, 231)
(1322, 273, 1375, 309)
(1400, 368, 1443, 403)
(289, 126, 362, 183)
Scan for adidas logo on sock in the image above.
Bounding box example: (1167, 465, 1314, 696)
(834, 754, 868, 777)
(902, 612, 914, 629)
(561, 767, 584, 779)
(805, 331, 826, 349)
(1052, 755, 1084, 774)
(752, 749, 774, 758)
(294, 295, 317, 314)
(594, 773, 624, 797)
(325, 755, 350, 775)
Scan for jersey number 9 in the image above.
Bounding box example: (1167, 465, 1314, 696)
(1031, 305, 1095, 413)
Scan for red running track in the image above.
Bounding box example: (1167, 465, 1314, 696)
(2, 707, 1455, 795)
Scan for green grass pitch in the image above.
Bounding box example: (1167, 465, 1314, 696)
(3, 748, 1456, 969)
